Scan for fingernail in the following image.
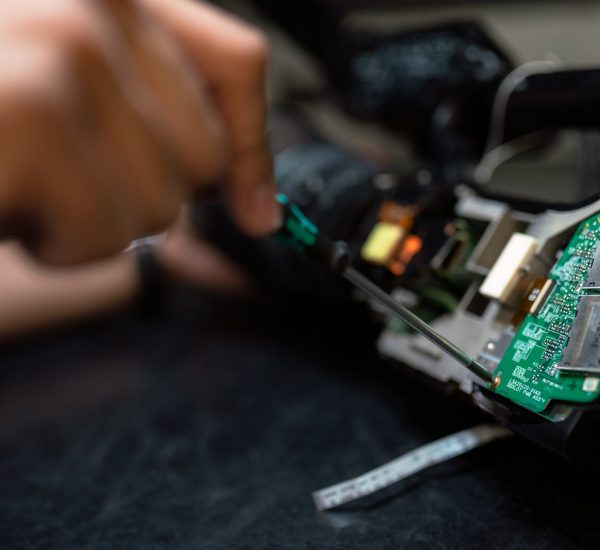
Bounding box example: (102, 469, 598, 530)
(253, 184, 282, 233)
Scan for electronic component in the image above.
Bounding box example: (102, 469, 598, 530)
(556, 296, 600, 374)
(361, 223, 405, 265)
(360, 201, 423, 276)
(530, 279, 556, 316)
(430, 220, 471, 272)
(584, 258, 600, 287)
(480, 233, 539, 303)
(511, 278, 556, 327)
(490, 212, 600, 414)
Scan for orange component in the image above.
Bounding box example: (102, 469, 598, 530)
(385, 235, 423, 276)
(389, 261, 406, 276)
(398, 235, 423, 265)
(379, 201, 416, 230)
(365, 201, 423, 276)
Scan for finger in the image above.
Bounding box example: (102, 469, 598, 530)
(98, 0, 228, 185)
(7, 0, 227, 191)
(31, 159, 132, 266)
(141, 0, 281, 236)
(18, 90, 134, 265)
(158, 223, 252, 292)
(68, 37, 185, 236)
(0, 38, 140, 264)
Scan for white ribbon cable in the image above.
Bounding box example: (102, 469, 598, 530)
(313, 423, 512, 512)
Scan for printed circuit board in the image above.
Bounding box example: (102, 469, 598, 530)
(491, 212, 600, 414)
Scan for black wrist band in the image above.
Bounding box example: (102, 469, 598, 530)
(135, 244, 167, 315)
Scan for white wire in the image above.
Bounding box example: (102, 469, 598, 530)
(312, 424, 512, 512)
(474, 59, 562, 184)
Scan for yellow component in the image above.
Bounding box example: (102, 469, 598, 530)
(361, 222, 405, 264)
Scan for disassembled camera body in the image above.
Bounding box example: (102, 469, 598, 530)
(234, 12, 600, 458)
(263, 128, 600, 463)
(373, 187, 600, 434)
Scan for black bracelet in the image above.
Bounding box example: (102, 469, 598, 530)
(135, 244, 168, 315)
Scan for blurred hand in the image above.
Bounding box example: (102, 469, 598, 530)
(157, 210, 252, 293)
(0, 219, 251, 342)
(0, 0, 280, 265)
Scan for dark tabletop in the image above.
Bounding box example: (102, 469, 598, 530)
(1, 287, 599, 550)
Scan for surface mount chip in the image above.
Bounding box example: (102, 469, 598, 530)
(557, 296, 600, 374)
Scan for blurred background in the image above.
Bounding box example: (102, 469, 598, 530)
(245, 0, 600, 201)
(219, 0, 600, 204)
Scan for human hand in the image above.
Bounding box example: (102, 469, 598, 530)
(156, 211, 253, 294)
(0, 0, 279, 265)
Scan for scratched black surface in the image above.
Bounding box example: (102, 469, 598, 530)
(1, 288, 599, 549)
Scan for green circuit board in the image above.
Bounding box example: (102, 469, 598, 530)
(490, 212, 600, 415)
